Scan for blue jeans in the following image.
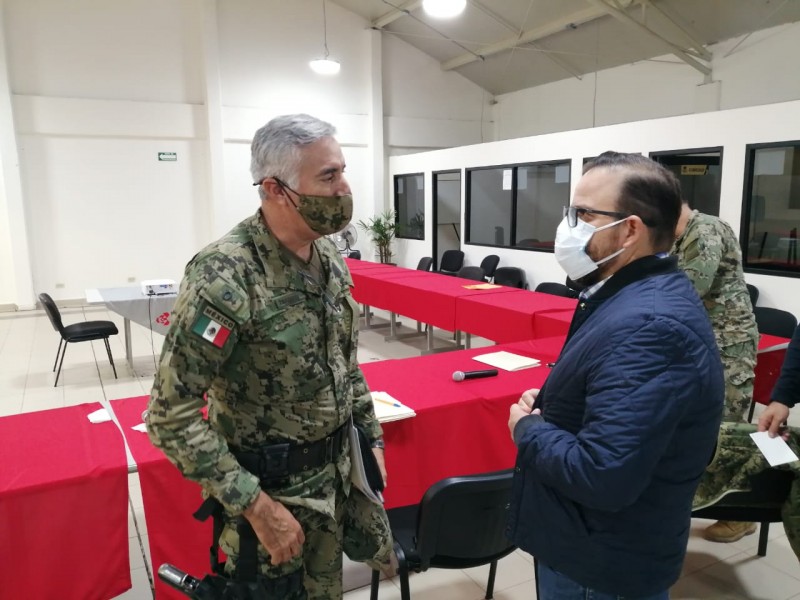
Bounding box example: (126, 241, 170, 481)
(537, 562, 670, 600)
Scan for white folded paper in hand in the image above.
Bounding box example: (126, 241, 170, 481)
(472, 351, 540, 372)
(750, 431, 799, 467)
(349, 425, 384, 505)
(132, 423, 148, 433)
(371, 391, 416, 423)
(87, 408, 112, 423)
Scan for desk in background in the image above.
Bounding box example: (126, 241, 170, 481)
(0, 403, 130, 600)
(754, 333, 791, 406)
(87, 286, 177, 367)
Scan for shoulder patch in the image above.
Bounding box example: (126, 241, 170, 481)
(192, 304, 235, 348)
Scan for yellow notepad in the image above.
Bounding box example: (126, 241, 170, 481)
(472, 351, 541, 372)
(463, 283, 502, 290)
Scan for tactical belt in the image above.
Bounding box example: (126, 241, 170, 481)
(233, 420, 349, 483)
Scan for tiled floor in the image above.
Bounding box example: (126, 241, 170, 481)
(2, 306, 799, 599)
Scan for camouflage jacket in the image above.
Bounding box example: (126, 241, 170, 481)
(672, 211, 758, 357)
(147, 209, 381, 518)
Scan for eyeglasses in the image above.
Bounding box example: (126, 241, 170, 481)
(563, 205, 629, 228)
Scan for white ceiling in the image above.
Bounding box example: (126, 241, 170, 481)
(331, 0, 800, 95)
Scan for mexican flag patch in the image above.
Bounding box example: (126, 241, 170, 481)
(192, 306, 234, 348)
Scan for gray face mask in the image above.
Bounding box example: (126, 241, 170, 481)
(554, 216, 626, 281)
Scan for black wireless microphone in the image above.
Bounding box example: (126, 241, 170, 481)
(452, 369, 499, 382)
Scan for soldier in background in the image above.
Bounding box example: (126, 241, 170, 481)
(147, 114, 391, 598)
(672, 199, 760, 543)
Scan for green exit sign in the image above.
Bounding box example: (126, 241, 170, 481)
(158, 152, 177, 161)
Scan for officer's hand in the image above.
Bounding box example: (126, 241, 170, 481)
(372, 447, 387, 488)
(509, 405, 540, 441)
(243, 491, 305, 565)
(758, 402, 791, 439)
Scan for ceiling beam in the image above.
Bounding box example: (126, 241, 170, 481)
(441, 2, 637, 71)
(372, 0, 422, 29)
(468, 0, 583, 80)
(585, 0, 710, 75)
(641, 0, 711, 61)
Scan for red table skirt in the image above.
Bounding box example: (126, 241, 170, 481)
(753, 334, 791, 406)
(0, 403, 130, 600)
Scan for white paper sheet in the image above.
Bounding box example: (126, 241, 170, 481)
(750, 431, 799, 467)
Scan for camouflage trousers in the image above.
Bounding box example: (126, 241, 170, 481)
(220, 476, 392, 599)
(693, 422, 800, 560)
(719, 340, 756, 423)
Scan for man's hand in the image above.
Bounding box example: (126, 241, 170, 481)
(509, 404, 541, 441)
(372, 447, 387, 487)
(519, 388, 540, 411)
(758, 402, 791, 439)
(243, 491, 305, 565)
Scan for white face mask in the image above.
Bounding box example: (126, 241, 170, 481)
(554, 216, 626, 281)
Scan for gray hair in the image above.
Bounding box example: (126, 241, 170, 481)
(250, 114, 336, 199)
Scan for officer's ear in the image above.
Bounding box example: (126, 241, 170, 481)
(261, 178, 286, 200)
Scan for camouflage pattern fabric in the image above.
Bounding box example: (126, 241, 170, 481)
(671, 210, 758, 423)
(147, 208, 391, 593)
(694, 423, 800, 560)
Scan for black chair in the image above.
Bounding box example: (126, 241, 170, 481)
(535, 281, 579, 299)
(753, 307, 797, 338)
(456, 266, 486, 282)
(348, 250, 362, 259)
(438, 250, 464, 276)
(416, 256, 433, 272)
(746, 284, 759, 307)
(493, 267, 528, 290)
(370, 470, 516, 600)
(479, 255, 500, 282)
(692, 469, 794, 557)
(39, 293, 119, 387)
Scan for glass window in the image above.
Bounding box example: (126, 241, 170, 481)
(515, 163, 571, 251)
(742, 142, 800, 276)
(651, 148, 722, 216)
(466, 161, 570, 251)
(394, 173, 425, 240)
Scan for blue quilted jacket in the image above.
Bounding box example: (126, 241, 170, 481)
(508, 256, 724, 597)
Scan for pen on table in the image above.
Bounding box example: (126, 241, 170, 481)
(373, 396, 402, 408)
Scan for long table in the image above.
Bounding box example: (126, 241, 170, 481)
(109, 335, 565, 598)
(0, 403, 131, 600)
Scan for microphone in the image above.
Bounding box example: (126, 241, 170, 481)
(452, 369, 499, 382)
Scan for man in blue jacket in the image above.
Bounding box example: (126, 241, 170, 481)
(507, 152, 724, 599)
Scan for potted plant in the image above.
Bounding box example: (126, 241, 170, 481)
(358, 210, 398, 263)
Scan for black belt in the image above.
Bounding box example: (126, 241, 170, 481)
(233, 421, 349, 483)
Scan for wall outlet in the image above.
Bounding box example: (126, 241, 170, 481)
(128, 276, 136, 282)
(55, 283, 65, 289)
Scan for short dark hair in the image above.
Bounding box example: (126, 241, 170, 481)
(584, 151, 681, 252)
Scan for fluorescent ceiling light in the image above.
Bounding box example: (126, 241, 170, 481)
(309, 58, 341, 75)
(422, 0, 466, 19)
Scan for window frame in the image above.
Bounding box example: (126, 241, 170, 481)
(393, 172, 426, 241)
(740, 139, 800, 279)
(649, 146, 723, 216)
(465, 159, 571, 252)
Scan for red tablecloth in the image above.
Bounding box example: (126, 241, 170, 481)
(0, 403, 130, 600)
(361, 336, 565, 507)
(364, 272, 520, 331)
(344, 258, 389, 271)
(753, 333, 791, 406)
(456, 291, 577, 343)
(112, 397, 211, 600)
(532, 308, 574, 338)
(349, 266, 426, 307)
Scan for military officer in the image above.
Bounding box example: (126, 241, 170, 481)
(147, 113, 392, 598)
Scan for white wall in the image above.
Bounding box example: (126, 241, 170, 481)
(389, 99, 800, 316)
(0, 0, 496, 308)
(493, 21, 800, 140)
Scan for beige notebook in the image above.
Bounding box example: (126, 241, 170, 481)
(371, 391, 416, 423)
(472, 351, 540, 372)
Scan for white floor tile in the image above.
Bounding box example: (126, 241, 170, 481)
(463, 550, 535, 593)
(113, 566, 153, 600)
(690, 550, 800, 599)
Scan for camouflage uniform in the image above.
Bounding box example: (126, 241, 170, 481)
(671, 210, 759, 423)
(694, 422, 800, 560)
(147, 209, 392, 598)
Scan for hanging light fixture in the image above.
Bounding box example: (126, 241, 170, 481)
(309, 0, 340, 75)
(422, 0, 466, 19)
